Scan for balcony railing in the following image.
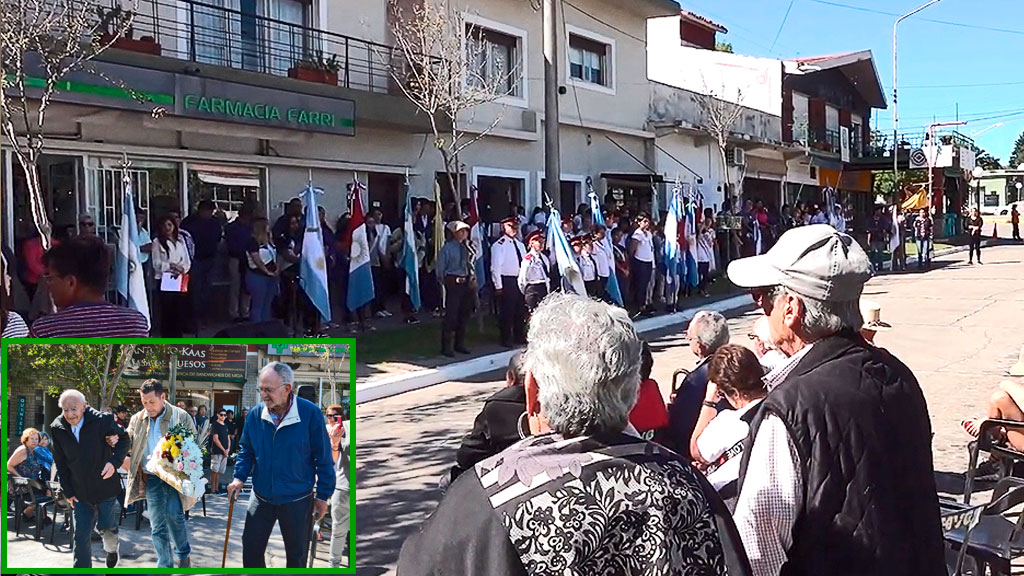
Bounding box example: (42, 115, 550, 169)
(116, 0, 410, 95)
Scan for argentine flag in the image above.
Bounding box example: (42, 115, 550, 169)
(684, 189, 700, 289)
(402, 180, 421, 311)
(299, 185, 331, 322)
(114, 174, 150, 330)
(346, 186, 375, 312)
(545, 208, 587, 296)
(588, 188, 623, 306)
(664, 186, 682, 289)
(467, 186, 486, 293)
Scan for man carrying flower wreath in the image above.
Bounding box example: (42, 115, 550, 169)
(124, 379, 198, 568)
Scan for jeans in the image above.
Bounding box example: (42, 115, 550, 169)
(329, 488, 350, 568)
(72, 496, 119, 568)
(969, 235, 982, 262)
(228, 256, 251, 319)
(190, 257, 216, 319)
(916, 238, 932, 265)
(246, 271, 278, 323)
(242, 493, 314, 568)
(146, 475, 191, 568)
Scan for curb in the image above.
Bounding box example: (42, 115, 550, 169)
(356, 293, 752, 404)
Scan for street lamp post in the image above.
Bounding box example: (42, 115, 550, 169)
(893, 0, 945, 199)
(972, 166, 985, 211)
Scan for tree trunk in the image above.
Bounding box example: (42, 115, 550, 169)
(19, 153, 54, 251)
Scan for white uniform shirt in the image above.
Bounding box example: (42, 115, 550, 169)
(591, 240, 612, 278)
(577, 251, 597, 281)
(517, 250, 551, 292)
(490, 235, 526, 290)
(631, 229, 654, 263)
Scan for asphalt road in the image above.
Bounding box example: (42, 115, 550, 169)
(354, 243, 1024, 575)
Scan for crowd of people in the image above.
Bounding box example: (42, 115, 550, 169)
(399, 223, 948, 576)
(6, 363, 351, 569)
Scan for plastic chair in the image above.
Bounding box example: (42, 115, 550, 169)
(962, 419, 1024, 505)
(670, 367, 691, 404)
(943, 477, 1024, 576)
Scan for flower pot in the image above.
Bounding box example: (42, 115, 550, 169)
(288, 66, 338, 86)
(100, 34, 162, 56)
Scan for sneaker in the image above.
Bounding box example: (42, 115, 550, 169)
(374, 310, 389, 318)
(404, 316, 420, 325)
(383, 310, 393, 317)
(178, 556, 191, 568)
(974, 458, 1004, 482)
(106, 551, 118, 568)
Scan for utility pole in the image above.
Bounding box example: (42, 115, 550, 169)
(893, 0, 944, 201)
(543, 0, 561, 207)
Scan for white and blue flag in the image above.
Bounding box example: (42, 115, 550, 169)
(300, 185, 332, 322)
(114, 172, 150, 330)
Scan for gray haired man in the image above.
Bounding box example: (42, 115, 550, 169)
(665, 309, 730, 454)
(728, 224, 945, 576)
(399, 293, 749, 575)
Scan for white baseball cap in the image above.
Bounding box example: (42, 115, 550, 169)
(727, 224, 871, 302)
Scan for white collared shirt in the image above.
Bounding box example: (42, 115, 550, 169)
(70, 418, 84, 442)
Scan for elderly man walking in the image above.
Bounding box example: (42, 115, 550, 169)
(665, 310, 730, 454)
(226, 362, 336, 568)
(727, 224, 945, 576)
(124, 379, 198, 568)
(399, 293, 750, 575)
(49, 390, 129, 568)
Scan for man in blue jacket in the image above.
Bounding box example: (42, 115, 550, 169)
(227, 361, 335, 568)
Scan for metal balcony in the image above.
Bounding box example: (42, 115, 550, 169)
(118, 0, 409, 95)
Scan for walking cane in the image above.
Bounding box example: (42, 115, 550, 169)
(222, 492, 236, 568)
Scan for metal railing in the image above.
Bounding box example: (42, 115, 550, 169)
(866, 129, 976, 159)
(115, 0, 410, 95)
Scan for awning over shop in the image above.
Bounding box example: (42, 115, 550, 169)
(195, 172, 261, 188)
(601, 173, 665, 184)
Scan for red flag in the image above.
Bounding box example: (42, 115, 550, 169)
(345, 183, 366, 248)
(467, 187, 480, 228)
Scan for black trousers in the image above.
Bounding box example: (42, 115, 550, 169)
(585, 279, 602, 299)
(159, 291, 189, 337)
(630, 258, 653, 310)
(242, 494, 313, 568)
(442, 277, 473, 348)
(969, 234, 983, 262)
(498, 276, 527, 345)
(1013, 222, 1021, 240)
(523, 283, 548, 312)
(697, 262, 711, 292)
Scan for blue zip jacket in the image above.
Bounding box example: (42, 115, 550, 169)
(233, 394, 336, 504)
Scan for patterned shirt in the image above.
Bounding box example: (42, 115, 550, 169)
(913, 215, 934, 240)
(270, 394, 295, 428)
(30, 302, 149, 338)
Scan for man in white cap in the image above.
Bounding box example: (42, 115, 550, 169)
(726, 224, 944, 576)
(748, 315, 788, 372)
(436, 221, 474, 357)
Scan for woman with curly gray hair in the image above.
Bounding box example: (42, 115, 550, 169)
(400, 293, 750, 576)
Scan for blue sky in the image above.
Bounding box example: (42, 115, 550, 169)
(676, 0, 1024, 164)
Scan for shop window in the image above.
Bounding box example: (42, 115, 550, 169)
(187, 165, 262, 222)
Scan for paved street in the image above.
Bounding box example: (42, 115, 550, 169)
(355, 244, 1024, 575)
(5, 479, 349, 570)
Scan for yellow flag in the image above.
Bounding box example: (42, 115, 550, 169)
(431, 181, 444, 272)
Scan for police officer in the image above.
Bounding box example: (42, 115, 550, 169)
(491, 217, 527, 347)
(436, 221, 474, 357)
(591, 225, 612, 301)
(518, 231, 552, 312)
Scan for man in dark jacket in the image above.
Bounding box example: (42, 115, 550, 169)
(444, 352, 527, 486)
(49, 389, 129, 568)
(727, 224, 945, 576)
(665, 310, 730, 454)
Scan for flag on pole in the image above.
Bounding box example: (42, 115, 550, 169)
(545, 207, 586, 296)
(114, 172, 151, 330)
(467, 186, 486, 292)
(402, 179, 421, 312)
(432, 182, 444, 272)
(664, 184, 682, 289)
(684, 188, 700, 289)
(889, 204, 901, 254)
(346, 180, 375, 312)
(300, 185, 331, 322)
(588, 186, 623, 306)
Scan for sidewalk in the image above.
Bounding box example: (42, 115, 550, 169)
(5, 472, 349, 570)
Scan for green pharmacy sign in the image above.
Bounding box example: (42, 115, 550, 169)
(182, 94, 354, 131)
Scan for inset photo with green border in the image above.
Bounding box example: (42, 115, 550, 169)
(2, 339, 356, 574)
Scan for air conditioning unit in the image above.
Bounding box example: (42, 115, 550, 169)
(729, 147, 746, 167)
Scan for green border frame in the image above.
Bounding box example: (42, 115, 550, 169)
(1, 337, 357, 574)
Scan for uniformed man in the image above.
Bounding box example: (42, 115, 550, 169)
(579, 234, 602, 298)
(490, 217, 528, 347)
(518, 231, 552, 312)
(436, 221, 474, 357)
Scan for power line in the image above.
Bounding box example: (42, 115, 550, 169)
(891, 80, 1024, 90)
(809, 0, 1024, 36)
(561, 0, 646, 44)
(769, 0, 796, 54)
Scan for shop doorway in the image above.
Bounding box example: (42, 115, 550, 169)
(541, 179, 582, 214)
(85, 167, 151, 244)
(213, 390, 242, 414)
(11, 154, 82, 243)
(477, 175, 524, 224)
(188, 164, 262, 220)
(368, 172, 403, 229)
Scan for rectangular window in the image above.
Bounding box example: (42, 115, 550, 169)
(569, 34, 609, 87)
(466, 26, 520, 97)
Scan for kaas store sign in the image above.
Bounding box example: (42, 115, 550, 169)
(126, 345, 249, 382)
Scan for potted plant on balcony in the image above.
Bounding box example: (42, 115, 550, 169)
(288, 52, 341, 86)
(95, 6, 162, 56)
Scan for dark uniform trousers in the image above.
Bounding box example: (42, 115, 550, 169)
(498, 276, 527, 345)
(442, 276, 474, 353)
(585, 279, 602, 299)
(523, 283, 548, 312)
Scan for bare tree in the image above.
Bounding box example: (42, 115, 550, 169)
(387, 0, 520, 203)
(693, 85, 745, 210)
(1, 0, 135, 249)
